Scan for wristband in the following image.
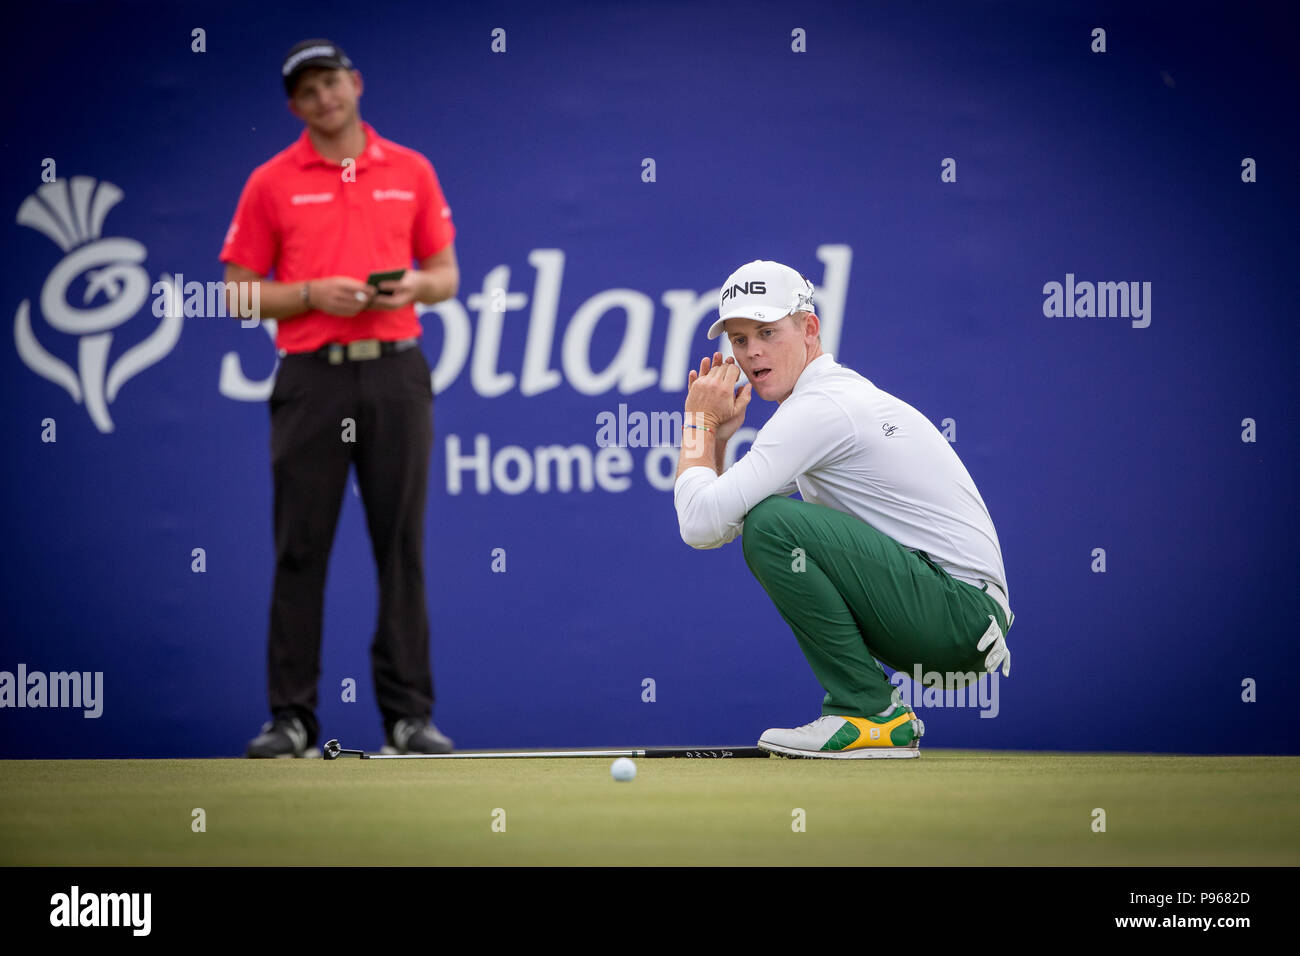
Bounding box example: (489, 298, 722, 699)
(683, 423, 714, 432)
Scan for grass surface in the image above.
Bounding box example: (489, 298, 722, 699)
(2, 751, 1297, 866)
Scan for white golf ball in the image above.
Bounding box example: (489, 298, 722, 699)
(610, 757, 637, 781)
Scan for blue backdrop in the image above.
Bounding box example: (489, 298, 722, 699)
(2, 0, 1296, 756)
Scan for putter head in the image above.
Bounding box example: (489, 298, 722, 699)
(323, 738, 342, 760)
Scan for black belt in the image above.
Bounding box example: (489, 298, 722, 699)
(285, 337, 420, 364)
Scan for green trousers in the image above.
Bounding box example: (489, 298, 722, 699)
(740, 495, 1011, 717)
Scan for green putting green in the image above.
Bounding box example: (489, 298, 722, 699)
(2, 751, 1297, 866)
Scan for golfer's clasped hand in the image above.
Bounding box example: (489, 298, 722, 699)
(685, 352, 753, 441)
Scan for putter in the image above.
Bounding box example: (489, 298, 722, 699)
(322, 739, 768, 760)
(322, 738, 368, 760)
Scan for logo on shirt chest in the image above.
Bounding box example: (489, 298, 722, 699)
(372, 188, 415, 202)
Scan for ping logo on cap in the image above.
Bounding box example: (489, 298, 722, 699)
(721, 281, 766, 302)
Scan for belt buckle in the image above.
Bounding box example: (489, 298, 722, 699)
(326, 344, 344, 365)
(347, 339, 381, 361)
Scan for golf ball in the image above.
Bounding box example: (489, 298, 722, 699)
(610, 757, 637, 781)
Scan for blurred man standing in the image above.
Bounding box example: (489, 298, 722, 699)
(221, 39, 459, 757)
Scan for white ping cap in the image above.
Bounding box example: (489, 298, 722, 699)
(707, 260, 815, 340)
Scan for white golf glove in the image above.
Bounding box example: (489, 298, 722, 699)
(976, 614, 1011, 677)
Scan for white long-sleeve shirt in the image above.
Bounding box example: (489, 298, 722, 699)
(674, 353, 1010, 611)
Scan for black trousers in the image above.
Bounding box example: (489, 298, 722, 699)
(266, 345, 435, 744)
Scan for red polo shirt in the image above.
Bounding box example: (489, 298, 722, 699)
(220, 121, 455, 353)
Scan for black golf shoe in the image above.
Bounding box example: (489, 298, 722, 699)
(383, 718, 454, 755)
(246, 715, 319, 758)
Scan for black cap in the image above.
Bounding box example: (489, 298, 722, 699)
(281, 39, 354, 95)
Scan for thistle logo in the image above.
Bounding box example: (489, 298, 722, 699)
(14, 176, 182, 432)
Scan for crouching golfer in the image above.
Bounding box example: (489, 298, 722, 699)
(674, 260, 1014, 758)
